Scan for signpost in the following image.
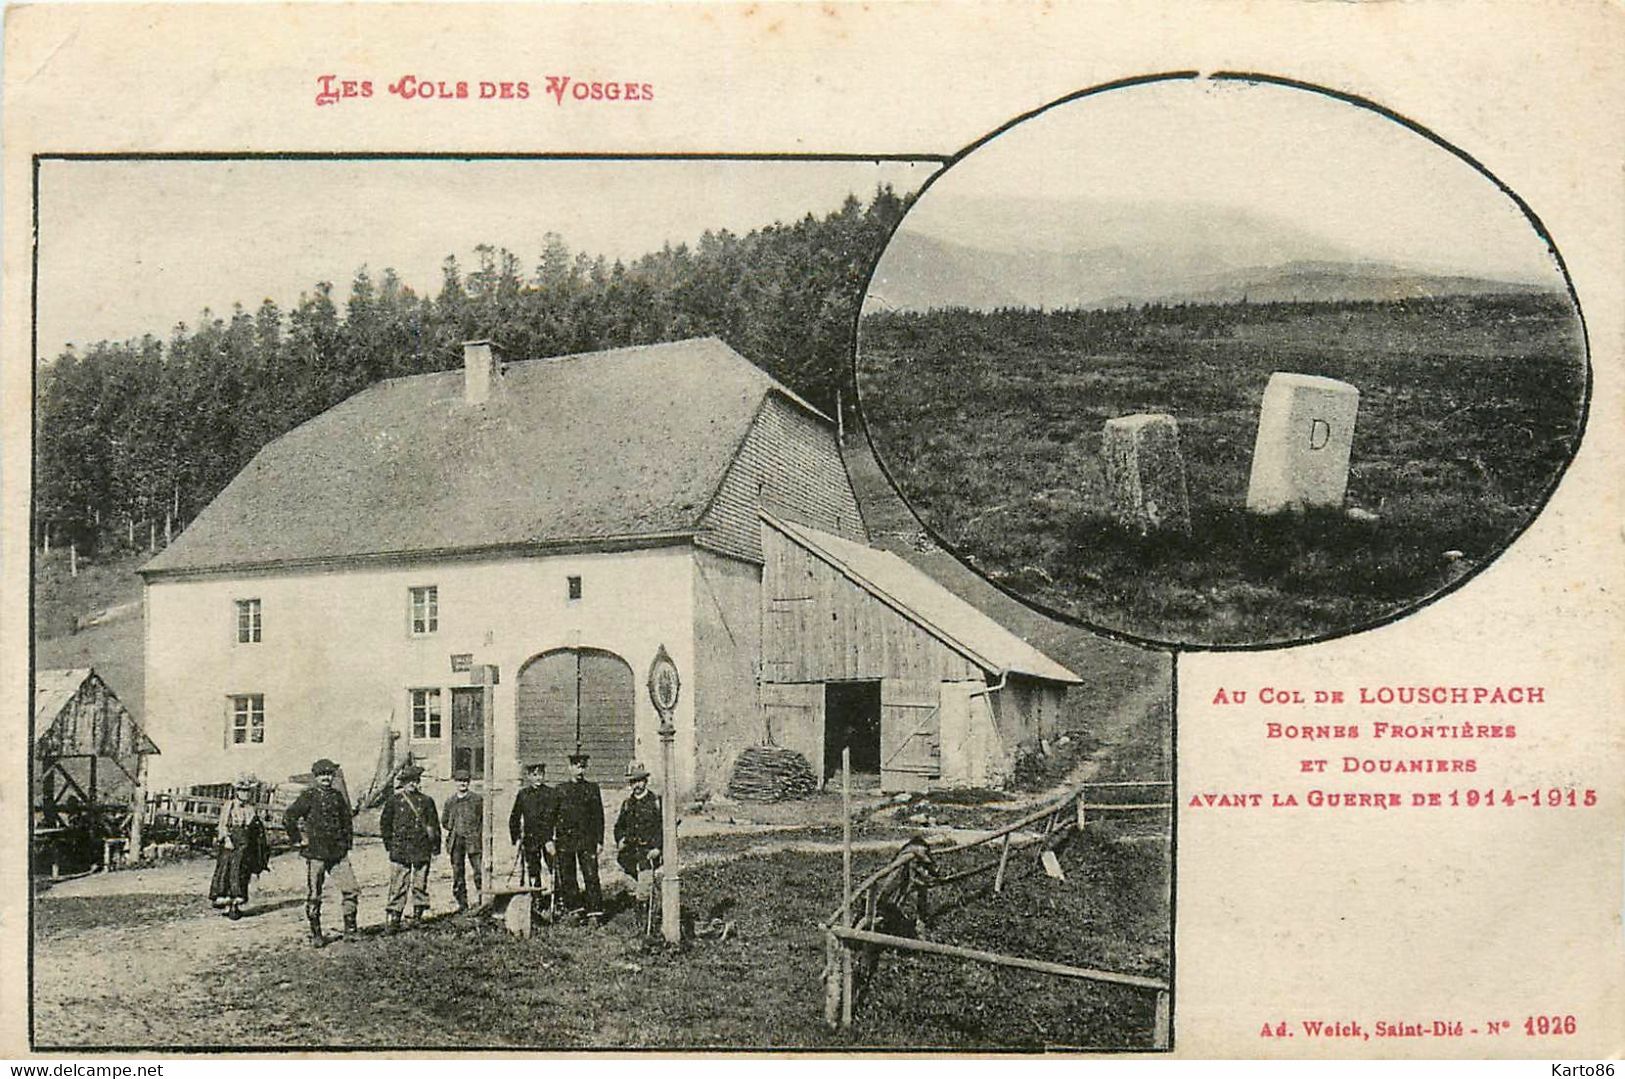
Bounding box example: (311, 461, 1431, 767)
(474, 662, 499, 904)
(647, 645, 682, 943)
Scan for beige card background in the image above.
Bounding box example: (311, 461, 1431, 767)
(3, 0, 1622, 1058)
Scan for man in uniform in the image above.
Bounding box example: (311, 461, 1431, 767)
(442, 768, 484, 910)
(508, 761, 559, 891)
(613, 760, 662, 905)
(283, 757, 360, 947)
(554, 749, 604, 921)
(379, 764, 440, 933)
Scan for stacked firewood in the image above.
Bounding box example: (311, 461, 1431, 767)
(728, 745, 818, 802)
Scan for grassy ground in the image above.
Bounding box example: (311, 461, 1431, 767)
(858, 294, 1587, 645)
(78, 832, 1166, 1050)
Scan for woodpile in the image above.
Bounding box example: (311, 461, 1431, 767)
(728, 745, 818, 802)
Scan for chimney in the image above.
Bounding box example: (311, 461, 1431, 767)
(462, 339, 502, 405)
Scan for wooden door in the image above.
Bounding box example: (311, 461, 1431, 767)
(515, 648, 635, 784)
(516, 651, 578, 779)
(880, 678, 942, 792)
(577, 651, 635, 785)
(450, 687, 485, 777)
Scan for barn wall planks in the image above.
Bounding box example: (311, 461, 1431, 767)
(760, 526, 982, 686)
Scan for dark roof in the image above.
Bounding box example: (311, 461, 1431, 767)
(766, 517, 1083, 685)
(143, 339, 826, 576)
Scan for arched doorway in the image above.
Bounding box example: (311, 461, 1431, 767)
(515, 648, 636, 785)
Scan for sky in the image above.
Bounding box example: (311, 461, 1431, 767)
(899, 77, 1562, 284)
(36, 158, 937, 359)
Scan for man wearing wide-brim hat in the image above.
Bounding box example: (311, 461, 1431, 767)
(282, 758, 361, 947)
(614, 760, 662, 904)
(380, 763, 441, 933)
(554, 749, 605, 920)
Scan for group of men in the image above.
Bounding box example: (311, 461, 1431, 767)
(509, 752, 665, 920)
(281, 751, 663, 948)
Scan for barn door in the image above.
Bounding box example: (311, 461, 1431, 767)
(760, 682, 824, 785)
(880, 678, 942, 793)
(577, 650, 635, 785)
(516, 648, 635, 784)
(516, 651, 577, 779)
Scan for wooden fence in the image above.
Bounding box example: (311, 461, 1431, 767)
(821, 761, 1173, 1047)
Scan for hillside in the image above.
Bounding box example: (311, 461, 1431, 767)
(857, 294, 1587, 645)
(34, 550, 148, 722)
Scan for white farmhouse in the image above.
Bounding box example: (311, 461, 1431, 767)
(139, 338, 1080, 805)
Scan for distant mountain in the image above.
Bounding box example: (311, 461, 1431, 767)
(863, 231, 1027, 312)
(1136, 260, 1555, 307)
(865, 196, 1558, 312)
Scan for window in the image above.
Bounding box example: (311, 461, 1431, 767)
(567, 575, 582, 601)
(411, 688, 443, 740)
(229, 694, 265, 745)
(235, 598, 261, 643)
(409, 585, 438, 635)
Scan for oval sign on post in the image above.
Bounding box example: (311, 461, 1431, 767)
(647, 644, 681, 716)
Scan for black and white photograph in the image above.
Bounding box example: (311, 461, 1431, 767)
(30, 157, 1174, 1050)
(857, 75, 1589, 648)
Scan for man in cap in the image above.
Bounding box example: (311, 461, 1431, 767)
(508, 761, 559, 892)
(613, 760, 662, 905)
(442, 768, 484, 910)
(283, 758, 360, 947)
(554, 749, 605, 920)
(379, 764, 440, 932)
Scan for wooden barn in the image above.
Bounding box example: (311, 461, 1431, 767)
(761, 517, 1080, 791)
(137, 337, 1079, 808)
(33, 667, 159, 866)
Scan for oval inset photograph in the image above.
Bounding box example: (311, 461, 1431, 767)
(856, 76, 1588, 649)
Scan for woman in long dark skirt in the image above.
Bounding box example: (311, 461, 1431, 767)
(209, 774, 271, 918)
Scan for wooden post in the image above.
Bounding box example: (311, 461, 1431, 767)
(69, 543, 77, 578)
(1153, 989, 1170, 1049)
(479, 663, 496, 903)
(993, 831, 1013, 893)
(823, 931, 842, 1029)
(1076, 793, 1088, 833)
(841, 747, 853, 1028)
(148, 521, 155, 553)
(842, 747, 852, 925)
(128, 754, 148, 860)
